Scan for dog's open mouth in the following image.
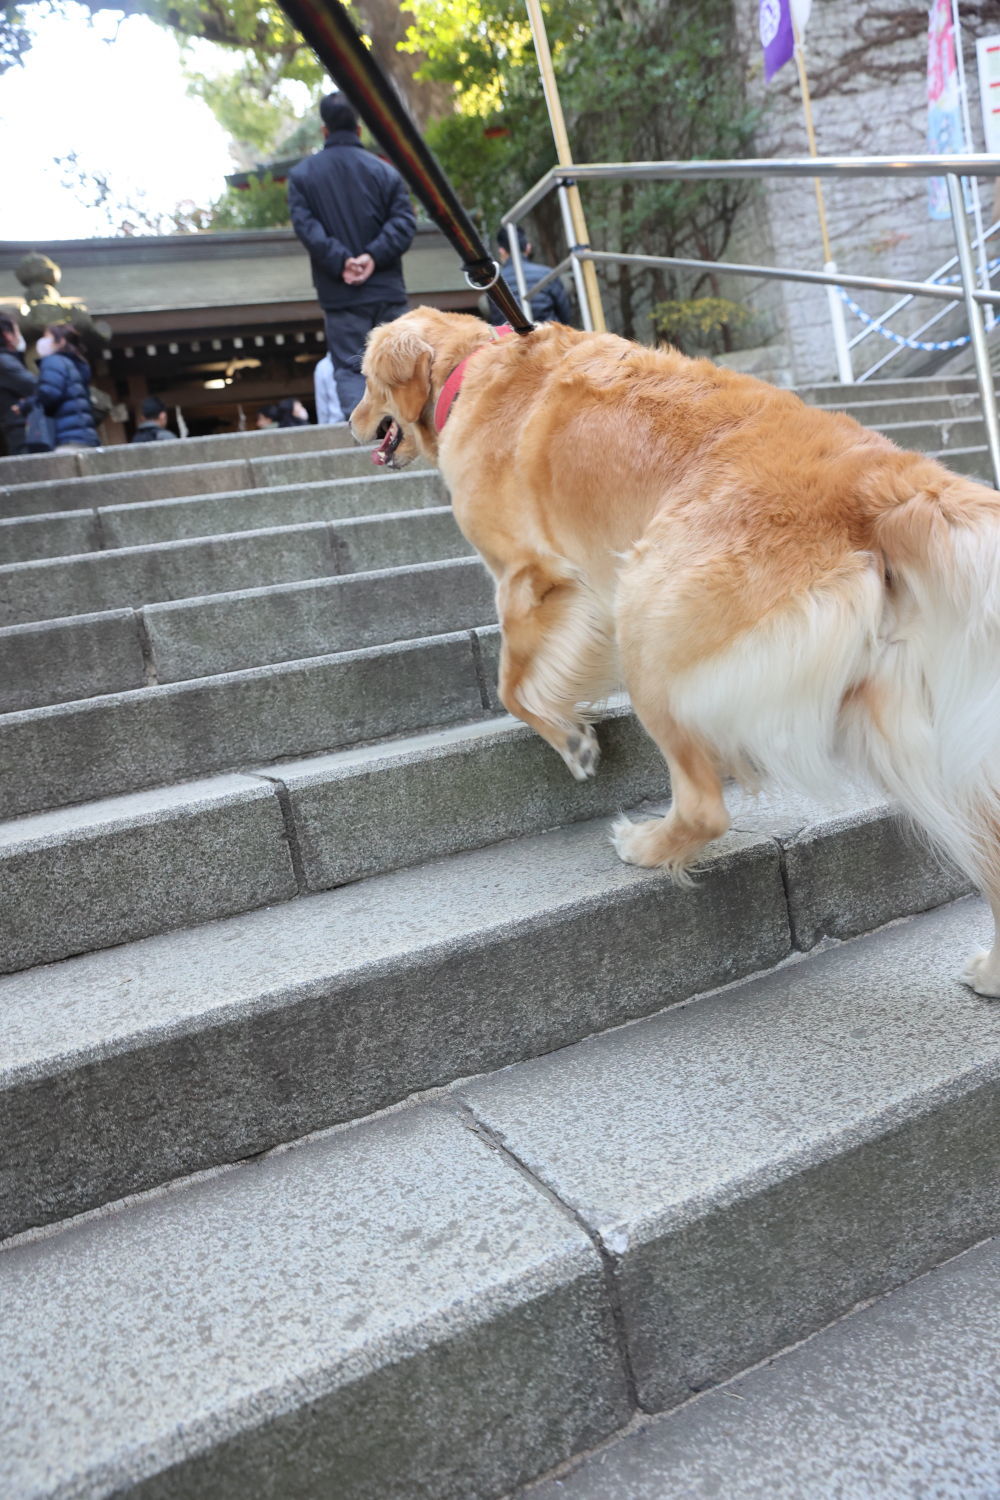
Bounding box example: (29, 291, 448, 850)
(372, 416, 403, 467)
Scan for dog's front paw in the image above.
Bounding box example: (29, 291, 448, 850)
(961, 949, 1000, 997)
(560, 724, 600, 782)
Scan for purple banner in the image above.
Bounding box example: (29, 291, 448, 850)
(760, 0, 794, 82)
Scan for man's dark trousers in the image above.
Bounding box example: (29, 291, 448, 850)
(324, 300, 408, 416)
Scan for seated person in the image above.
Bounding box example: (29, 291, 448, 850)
(131, 396, 179, 443)
(257, 398, 310, 429)
(487, 224, 573, 326)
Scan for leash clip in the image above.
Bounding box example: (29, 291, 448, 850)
(463, 258, 501, 292)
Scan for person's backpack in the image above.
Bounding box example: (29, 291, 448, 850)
(130, 424, 160, 444)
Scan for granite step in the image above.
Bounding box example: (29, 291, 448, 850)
(0, 444, 411, 518)
(0, 418, 355, 486)
(454, 895, 1000, 1416)
(0, 783, 970, 1232)
(865, 413, 987, 453)
(1, 1107, 630, 1500)
(0, 506, 470, 626)
(799, 376, 979, 406)
(926, 445, 992, 480)
(807, 390, 983, 428)
(0, 706, 660, 974)
(0, 626, 502, 817)
(524, 1235, 1000, 1499)
(2, 899, 997, 1498)
(0, 556, 494, 710)
(0, 469, 446, 564)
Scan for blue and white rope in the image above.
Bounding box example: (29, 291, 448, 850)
(837, 257, 1000, 353)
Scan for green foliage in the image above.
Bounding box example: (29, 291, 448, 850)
(405, 0, 761, 339)
(133, 0, 322, 80)
(185, 59, 323, 168)
(652, 296, 753, 355)
(401, 0, 539, 118)
(208, 173, 291, 230)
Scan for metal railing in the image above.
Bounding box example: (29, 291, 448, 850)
(500, 154, 1000, 489)
(848, 217, 1000, 382)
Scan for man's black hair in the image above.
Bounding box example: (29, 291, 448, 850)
(320, 92, 359, 134)
(496, 223, 529, 255)
(141, 396, 167, 420)
(0, 312, 18, 338)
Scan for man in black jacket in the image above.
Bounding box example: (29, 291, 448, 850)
(0, 313, 37, 458)
(288, 92, 417, 417)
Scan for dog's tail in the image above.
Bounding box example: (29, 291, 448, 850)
(857, 479, 1000, 893)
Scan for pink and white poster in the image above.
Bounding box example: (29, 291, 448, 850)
(928, 0, 967, 219)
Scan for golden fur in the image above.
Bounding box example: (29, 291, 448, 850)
(352, 307, 1000, 995)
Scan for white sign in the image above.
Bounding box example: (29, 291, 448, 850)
(976, 33, 1000, 153)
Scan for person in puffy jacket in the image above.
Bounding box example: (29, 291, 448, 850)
(487, 223, 574, 327)
(35, 322, 99, 450)
(0, 312, 36, 457)
(288, 91, 416, 417)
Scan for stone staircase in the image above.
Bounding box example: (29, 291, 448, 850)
(1, 382, 998, 1499)
(799, 372, 993, 480)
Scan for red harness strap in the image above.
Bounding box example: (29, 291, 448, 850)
(433, 324, 512, 434)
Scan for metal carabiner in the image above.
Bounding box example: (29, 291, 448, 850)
(463, 258, 502, 292)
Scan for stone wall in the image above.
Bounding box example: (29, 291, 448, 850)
(735, 0, 995, 384)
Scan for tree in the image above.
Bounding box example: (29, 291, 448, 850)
(54, 150, 214, 234)
(405, 0, 760, 338)
(5, 0, 449, 231)
(209, 173, 293, 229)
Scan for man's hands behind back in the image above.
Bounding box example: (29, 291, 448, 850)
(342, 254, 375, 286)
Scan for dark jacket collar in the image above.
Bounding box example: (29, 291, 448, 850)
(323, 131, 363, 150)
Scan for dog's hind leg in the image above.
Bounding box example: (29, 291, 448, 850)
(961, 874, 1000, 997)
(495, 558, 617, 781)
(610, 698, 729, 880)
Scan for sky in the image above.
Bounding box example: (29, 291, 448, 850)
(0, 3, 236, 240)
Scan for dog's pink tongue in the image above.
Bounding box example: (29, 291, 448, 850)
(372, 423, 396, 466)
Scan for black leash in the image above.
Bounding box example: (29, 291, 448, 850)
(276, 0, 535, 336)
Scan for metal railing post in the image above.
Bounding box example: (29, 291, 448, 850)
(947, 172, 1000, 489)
(824, 260, 854, 382)
(504, 225, 533, 324)
(557, 184, 593, 331)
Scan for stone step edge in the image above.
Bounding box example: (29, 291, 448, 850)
(0, 502, 455, 579)
(0, 419, 355, 486)
(0, 705, 648, 974)
(519, 1234, 1000, 1498)
(0, 439, 378, 499)
(811, 392, 980, 412)
(0, 554, 490, 710)
(0, 1103, 631, 1500)
(800, 376, 978, 398)
(862, 414, 986, 435)
(0, 795, 972, 1237)
(0, 685, 970, 976)
(2, 900, 994, 1500)
(0, 624, 503, 819)
(453, 892, 1000, 1415)
(0, 467, 442, 550)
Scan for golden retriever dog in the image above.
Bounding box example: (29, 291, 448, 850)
(352, 306, 1000, 996)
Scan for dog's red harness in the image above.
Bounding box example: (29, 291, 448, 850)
(433, 324, 512, 434)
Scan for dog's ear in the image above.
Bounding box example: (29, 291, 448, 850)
(368, 327, 433, 424)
